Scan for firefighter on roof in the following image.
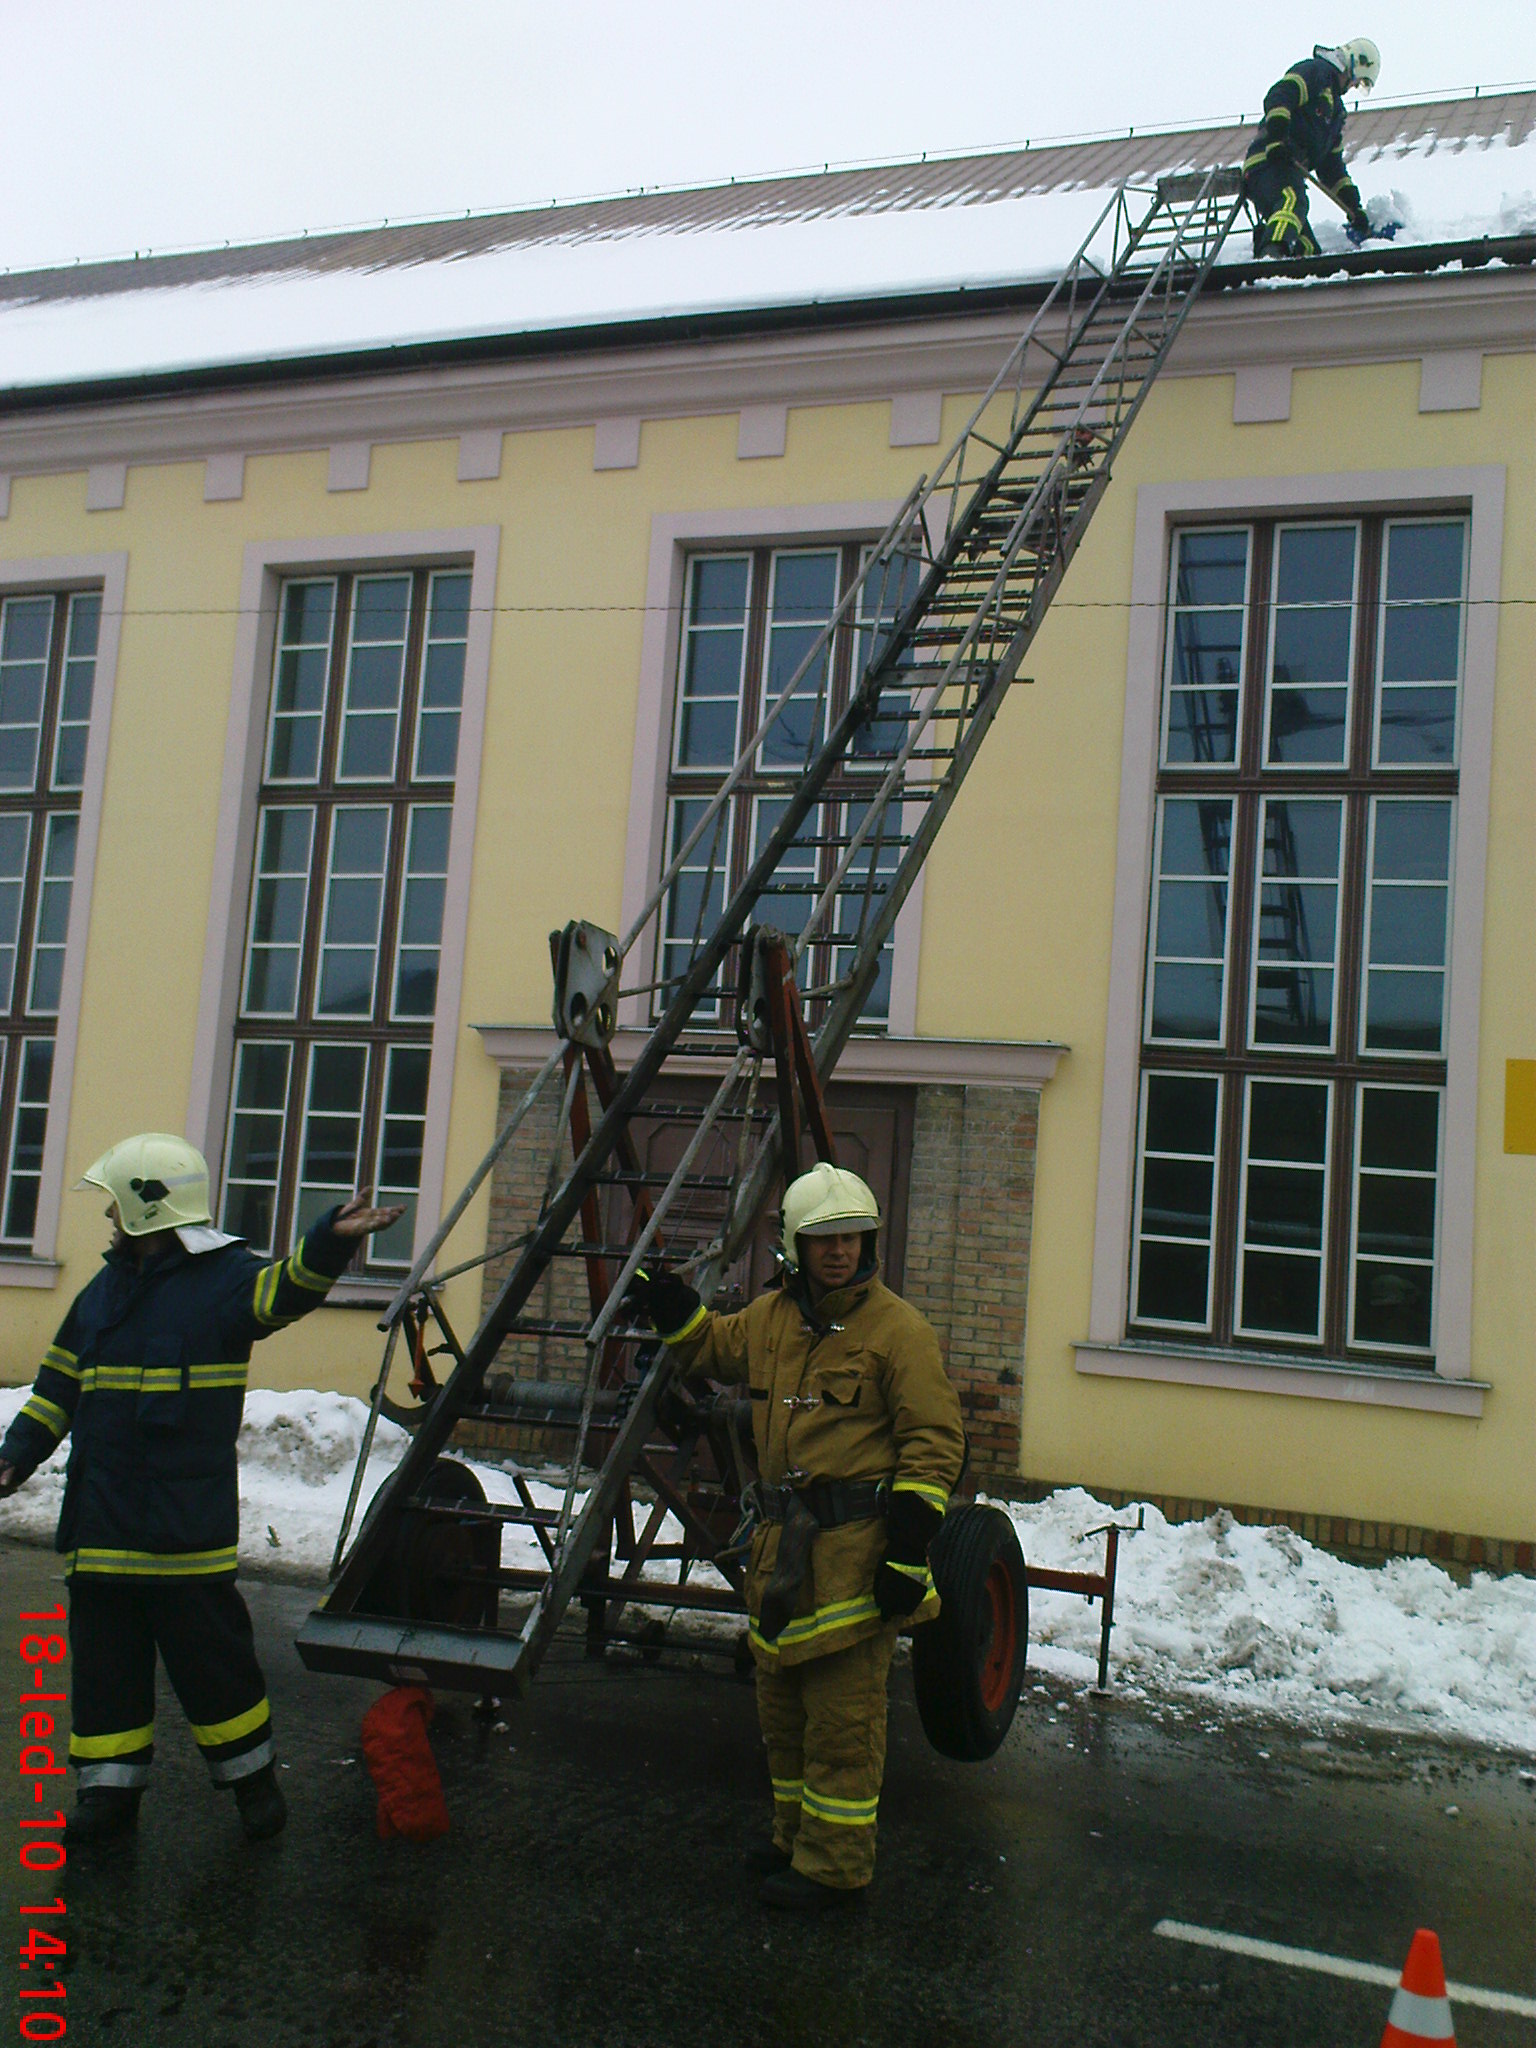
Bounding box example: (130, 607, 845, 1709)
(1243, 38, 1388, 257)
(630, 1161, 965, 1913)
(0, 1133, 402, 1845)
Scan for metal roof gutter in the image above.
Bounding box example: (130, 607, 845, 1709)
(0, 233, 1530, 419)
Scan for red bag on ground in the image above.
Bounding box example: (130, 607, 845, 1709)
(360, 1684, 450, 1841)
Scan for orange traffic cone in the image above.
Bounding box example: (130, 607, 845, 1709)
(1381, 1930, 1457, 2046)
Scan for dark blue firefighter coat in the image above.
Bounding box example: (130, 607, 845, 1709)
(1241, 54, 1365, 221)
(0, 1216, 354, 1578)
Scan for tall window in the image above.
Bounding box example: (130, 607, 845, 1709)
(0, 589, 100, 1251)
(660, 544, 918, 1024)
(221, 569, 469, 1267)
(1130, 517, 1464, 1364)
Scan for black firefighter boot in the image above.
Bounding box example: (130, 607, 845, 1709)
(63, 1787, 142, 1845)
(234, 1764, 287, 1841)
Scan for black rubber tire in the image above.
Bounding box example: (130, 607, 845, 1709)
(357, 1458, 500, 1627)
(910, 1504, 1029, 1761)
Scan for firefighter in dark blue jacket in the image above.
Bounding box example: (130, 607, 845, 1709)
(0, 1132, 402, 1844)
(1243, 38, 1384, 257)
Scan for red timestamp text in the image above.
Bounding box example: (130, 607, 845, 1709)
(18, 1602, 68, 2041)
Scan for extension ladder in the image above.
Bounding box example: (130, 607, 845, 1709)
(295, 166, 1244, 1695)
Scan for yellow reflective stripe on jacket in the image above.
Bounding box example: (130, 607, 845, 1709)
(885, 1559, 934, 1587)
(187, 1364, 248, 1390)
(20, 1394, 69, 1439)
(286, 1245, 332, 1294)
(252, 1260, 288, 1326)
(801, 1786, 879, 1827)
(43, 1344, 81, 1381)
(771, 1776, 804, 1805)
(190, 1697, 270, 1748)
(77, 1364, 246, 1393)
(893, 1479, 949, 1513)
(661, 1303, 709, 1346)
(1282, 68, 1309, 103)
(69, 1723, 155, 1760)
(66, 1545, 239, 1577)
(749, 1593, 882, 1656)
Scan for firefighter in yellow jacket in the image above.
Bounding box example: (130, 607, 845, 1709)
(631, 1162, 965, 1912)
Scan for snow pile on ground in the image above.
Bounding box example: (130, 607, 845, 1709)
(1000, 1487, 1536, 1753)
(2, 1387, 1532, 1751)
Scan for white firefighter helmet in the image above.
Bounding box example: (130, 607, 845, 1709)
(78, 1132, 215, 1238)
(780, 1161, 880, 1270)
(1329, 36, 1380, 88)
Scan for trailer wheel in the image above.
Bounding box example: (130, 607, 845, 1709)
(911, 1505, 1028, 1761)
(358, 1459, 499, 1628)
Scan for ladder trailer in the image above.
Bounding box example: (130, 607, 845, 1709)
(296, 168, 1244, 1758)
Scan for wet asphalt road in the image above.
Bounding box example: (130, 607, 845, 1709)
(3, 1539, 1533, 2048)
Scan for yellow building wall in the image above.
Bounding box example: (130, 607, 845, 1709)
(1, 345, 1530, 1539)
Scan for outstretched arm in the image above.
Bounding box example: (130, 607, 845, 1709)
(233, 1194, 405, 1342)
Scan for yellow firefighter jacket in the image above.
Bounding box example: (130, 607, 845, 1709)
(664, 1268, 965, 1667)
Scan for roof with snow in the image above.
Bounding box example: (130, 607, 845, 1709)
(2, 87, 1532, 404)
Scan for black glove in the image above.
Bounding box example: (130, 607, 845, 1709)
(874, 1489, 945, 1621)
(625, 1266, 703, 1341)
(1346, 213, 1397, 247)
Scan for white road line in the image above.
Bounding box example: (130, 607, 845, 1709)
(1154, 1920, 1536, 2019)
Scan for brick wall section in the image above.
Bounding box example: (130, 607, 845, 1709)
(460, 1062, 595, 1460)
(902, 1084, 1038, 1486)
(992, 1477, 1535, 1578)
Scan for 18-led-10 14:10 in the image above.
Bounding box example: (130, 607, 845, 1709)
(18, 1603, 68, 2042)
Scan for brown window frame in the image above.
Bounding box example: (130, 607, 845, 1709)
(0, 587, 100, 1250)
(1130, 513, 1462, 1365)
(660, 541, 907, 1029)
(222, 566, 466, 1268)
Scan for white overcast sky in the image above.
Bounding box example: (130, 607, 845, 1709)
(5, 2, 1533, 272)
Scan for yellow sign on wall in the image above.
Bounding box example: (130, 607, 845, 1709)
(1506, 1060, 1536, 1154)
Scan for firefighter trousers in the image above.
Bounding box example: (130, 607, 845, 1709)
(1242, 157, 1318, 256)
(754, 1621, 899, 1890)
(67, 1577, 274, 1792)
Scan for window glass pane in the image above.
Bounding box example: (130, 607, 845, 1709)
(1147, 798, 1231, 1043)
(1377, 522, 1465, 765)
(242, 807, 315, 1016)
(0, 596, 54, 793)
(1267, 526, 1356, 765)
(0, 812, 31, 1011)
(26, 814, 77, 1015)
(392, 804, 451, 1019)
(413, 572, 469, 780)
(266, 580, 335, 782)
(338, 575, 410, 781)
(51, 592, 100, 791)
(659, 797, 732, 1015)
(372, 1045, 431, 1264)
(1364, 798, 1452, 1055)
(1163, 531, 1247, 765)
(294, 1042, 367, 1238)
(851, 547, 922, 767)
(1175, 530, 1248, 608)
(833, 797, 901, 1021)
(316, 806, 389, 1016)
(1352, 1084, 1439, 1352)
(1252, 799, 1341, 1050)
(3, 1038, 54, 1242)
(675, 556, 748, 770)
(1133, 1072, 1220, 1328)
(1238, 1079, 1329, 1340)
(220, 1041, 292, 1253)
(760, 551, 838, 768)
